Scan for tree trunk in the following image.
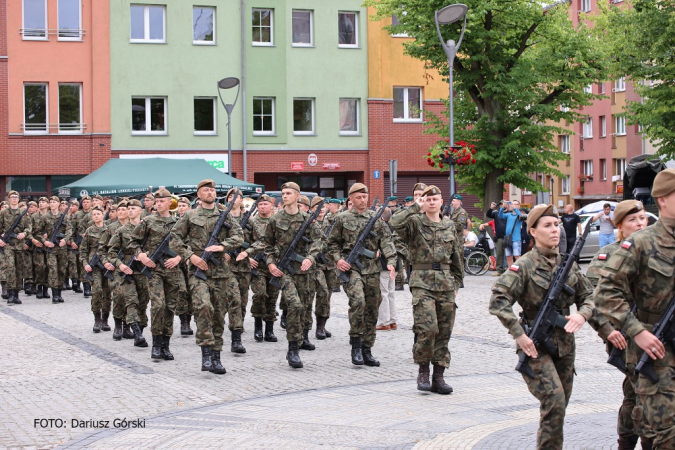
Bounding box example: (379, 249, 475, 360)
(483, 168, 505, 217)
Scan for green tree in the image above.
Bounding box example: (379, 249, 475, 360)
(366, 0, 610, 204)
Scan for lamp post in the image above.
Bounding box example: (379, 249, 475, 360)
(217, 77, 241, 177)
(435, 4, 468, 197)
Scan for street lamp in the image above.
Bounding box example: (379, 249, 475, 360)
(435, 4, 468, 197)
(217, 77, 241, 177)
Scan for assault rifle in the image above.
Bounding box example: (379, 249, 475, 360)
(85, 245, 114, 283)
(71, 229, 82, 254)
(250, 252, 266, 277)
(227, 196, 261, 259)
(337, 205, 387, 283)
(370, 196, 379, 211)
(269, 200, 324, 289)
(45, 212, 67, 254)
(139, 231, 177, 279)
(635, 295, 675, 384)
(515, 220, 592, 379)
(194, 193, 238, 281)
(441, 204, 452, 217)
(0, 208, 29, 254)
(606, 304, 638, 375)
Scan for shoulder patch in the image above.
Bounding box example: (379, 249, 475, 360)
(621, 241, 632, 250)
(509, 264, 520, 272)
(598, 253, 608, 260)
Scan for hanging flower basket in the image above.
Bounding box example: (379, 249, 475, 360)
(425, 140, 478, 171)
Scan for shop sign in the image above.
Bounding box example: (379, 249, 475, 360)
(322, 163, 340, 170)
(291, 162, 304, 170)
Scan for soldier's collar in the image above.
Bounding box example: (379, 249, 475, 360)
(535, 246, 559, 257)
(659, 216, 675, 236)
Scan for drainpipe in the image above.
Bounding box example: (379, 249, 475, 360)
(241, 0, 248, 181)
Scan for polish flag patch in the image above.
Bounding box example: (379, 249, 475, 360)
(621, 241, 632, 250)
(510, 265, 520, 272)
(598, 254, 608, 260)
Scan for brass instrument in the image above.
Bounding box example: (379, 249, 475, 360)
(169, 194, 180, 213)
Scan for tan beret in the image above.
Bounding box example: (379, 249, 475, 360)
(258, 194, 274, 204)
(91, 206, 104, 213)
(127, 199, 143, 208)
(298, 195, 311, 207)
(117, 200, 129, 208)
(348, 183, 368, 196)
(421, 185, 442, 197)
(60, 200, 67, 205)
(109, 205, 118, 211)
(7, 190, 19, 198)
(281, 182, 301, 192)
(92, 195, 103, 201)
(49, 196, 60, 202)
(70, 199, 79, 205)
(38, 196, 48, 203)
(18, 202, 26, 208)
(198, 179, 216, 190)
(177, 197, 190, 205)
(154, 188, 172, 199)
(27, 201, 37, 207)
(613, 200, 644, 225)
(651, 168, 675, 198)
(81, 195, 91, 201)
(310, 196, 324, 208)
(413, 183, 428, 193)
(144, 193, 155, 200)
(226, 188, 242, 199)
(527, 204, 558, 231)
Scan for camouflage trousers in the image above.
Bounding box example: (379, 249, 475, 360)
(344, 271, 381, 348)
(148, 268, 186, 337)
(303, 273, 317, 330)
(395, 258, 407, 286)
(521, 351, 575, 450)
(3, 248, 25, 290)
(233, 271, 251, 323)
(175, 264, 193, 315)
(121, 273, 149, 327)
(278, 273, 311, 343)
(33, 249, 47, 285)
(250, 270, 279, 322)
(110, 272, 128, 320)
(635, 366, 675, 448)
(0, 251, 6, 283)
(19, 249, 33, 284)
(314, 267, 336, 319)
(411, 287, 456, 367)
(67, 249, 81, 281)
(46, 247, 67, 289)
(88, 268, 112, 315)
(188, 274, 241, 351)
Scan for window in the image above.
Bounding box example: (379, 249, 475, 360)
(22, 0, 47, 39)
(560, 104, 569, 113)
(560, 135, 570, 154)
(338, 12, 358, 48)
(194, 97, 216, 135)
(339, 98, 359, 135)
(597, 82, 605, 94)
(292, 10, 312, 46)
(252, 97, 275, 135)
(600, 159, 607, 180)
(131, 97, 167, 134)
(252, 9, 273, 46)
(615, 115, 626, 135)
(582, 160, 593, 177)
(393, 87, 422, 122)
(582, 118, 593, 138)
(391, 14, 409, 37)
(614, 158, 626, 180)
(600, 115, 606, 137)
(193, 7, 215, 44)
(24, 83, 48, 134)
(583, 84, 592, 94)
(293, 98, 315, 135)
(57, 0, 82, 40)
(614, 77, 626, 92)
(581, 0, 591, 12)
(58, 84, 82, 133)
(130, 5, 165, 43)
(561, 176, 571, 195)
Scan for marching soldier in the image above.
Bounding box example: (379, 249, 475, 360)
(131, 188, 186, 361)
(105, 204, 117, 225)
(66, 200, 84, 294)
(80, 206, 113, 333)
(171, 179, 245, 374)
(311, 196, 335, 340)
(263, 182, 322, 368)
(327, 183, 397, 367)
(76, 195, 94, 297)
(449, 194, 470, 241)
(324, 199, 342, 293)
(40, 196, 72, 303)
(224, 189, 252, 325)
(594, 168, 675, 448)
(175, 196, 195, 335)
(0, 191, 32, 304)
(31, 197, 50, 299)
(22, 201, 38, 297)
(0, 202, 7, 300)
(141, 193, 155, 218)
(489, 204, 594, 449)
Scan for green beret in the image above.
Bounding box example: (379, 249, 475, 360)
(405, 196, 413, 201)
(452, 194, 463, 201)
(388, 196, 398, 201)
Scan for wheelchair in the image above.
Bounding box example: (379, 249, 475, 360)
(463, 232, 491, 276)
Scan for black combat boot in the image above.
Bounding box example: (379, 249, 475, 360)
(92, 311, 101, 333)
(29, 284, 38, 296)
(72, 279, 83, 293)
(9, 289, 22, 304)
(185, 315, 193, 335)
(51, 288, 61, 304)
(300, 329, 315, 350)
(280, 310, 287, 329)
(100, 312, 111, 331)
(112, 318, 123, 341)
(350, 336, 364, 365)
(151, 335, 163, 359)
(179, 314, 190, 336)
(324, 317, 332, 338)
(1, 282, 7, 300)
(35, 284, 44, 299)
(130, 322, 148, 347)
(286, 341, 303, 368)
(24, 283, 33, 296)
(640, 437, 653, 450)
(161, 336, 174, 361)
(417, 363, 431, 391)
(63, 278, 71, 290)
(617, 436, 638, 450)
(254, 317, 264, 342)
(231, 330, 246, 353)
(83, 282, 92, 297)
(315, 316, 327, 340)
(201, 346, 213, 372)
(41, 285, 50, 299)
(122, 322, 134, 339)
(210, 349, 226, 374)
(362, 346, 380, 367)
(264, 321, 278, 342)
(430, 365, 453, 394)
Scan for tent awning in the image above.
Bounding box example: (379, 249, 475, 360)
(55, 158, 264, 198)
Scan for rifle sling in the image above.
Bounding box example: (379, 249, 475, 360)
(522, 308, 570, 321)
(637, 310, 662, 326)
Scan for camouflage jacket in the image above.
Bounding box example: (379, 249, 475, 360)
(245, 214, 271, 273)
(129, 215, 177, 274)
(450, 206, 468, 238)
(227, 210, 250, 273)
(106, 222, 142, 273)
(327, 208, 396, 276)
(389, 202, 462, 291)
(263, 208, 322, 275)
(76, 210, 93, 237)
(585, 241, 622, 341)
(313, 217, 335, 270)
(170, 206, 243, 279)
(79, 224, 108, 268)
(99, 221, 124, 265)
(0, 207, 32, 250)
(594, 219, 675, 367)
(37, 212, 73, 247)
(489, 246, 595, 357)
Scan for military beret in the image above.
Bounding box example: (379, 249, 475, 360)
(527, 204, 558, 231)
(281, 182, 301, 192)
(413, 183, 427, 193)
(405, 196, 414, 202)
(38, 196, 48, 203)
(7, 190, 19, 198)
(144, 193, 155, 200)
(298, 195, 311, 207)
(388, 196, 398, 201)
(91, 206, 104, 213)
(18, 202, 26, 208)
(177, 197, 190, 205)
(154, 188, 172, 199)
(421, 185, 443, 197)
(310, 196, 324, 208)
(81, 195, 91, 201)
(451, 194, 463, 201)
(117, 200, 129, 208)
(258, 194, 274, 204)
(651, 168, 675, 198)
(613, 200, 644, 225)
(197, 179, 216, 190)
(226, 188, 242, 199)
(60, 200, 67, 205)
(27, 201, 37, 207)
(127, 199, 143, 208)
(109, 205, 118, 211)
(349, 183, 368, 196)
(49, 196, 60, 202)
(70, 199, 79, 206)
(92, 195, 103, 201)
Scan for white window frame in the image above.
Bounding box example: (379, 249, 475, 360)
(582, 118, 593, 138)
(23, 83, 49, 135)
(583, 160, 594, 177)
(600, 115, 606, 137)
(339, 98, 360, 135)
(193, 6, 216, 45)
(252, 97, 275, 136)
(600, 159, 607, 180)
(58, 83, 83, 134)
(581, 0, 592, 12)
(131, 97, 167, 135)
(393, 87, 423, 123)
(614, 77, 626, 92)
(57, 0, 83, 41)
(598, 82, 605, 94)
(583, 84, 592, 94)
(252, 8, 273, 46)
(130, 4, 166, 44)
(391, 13, 409, 38)
(615, 115, 626, 136)
(561, 176, 571, 195)
(22, 0, 48, 40)
(293, 98, 315, 136)
(615, 158, 626, 180)
(193, 97, 217, 136)
(560, 135, 570, 154)
(560, 104, 569, 113)
(338, 11, 359, 48)
(291, 10, 313, 47)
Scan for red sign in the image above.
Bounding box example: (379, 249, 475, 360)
(616, 185, 624, 194)
(291, 162, 304, 170)
(322, 163, 340, 170)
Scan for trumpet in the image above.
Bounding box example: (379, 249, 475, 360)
(169, 194, 180, 213)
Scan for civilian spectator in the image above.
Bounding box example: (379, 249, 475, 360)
(560, 204, 582, 253)
(498, 200, 525, 267)
(592, 203, 615, 248)
(486, 200, 508, 276)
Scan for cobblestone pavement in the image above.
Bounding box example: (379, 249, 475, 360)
(1, 266, 627, 450)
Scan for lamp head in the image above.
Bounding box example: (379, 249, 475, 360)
(436, 4, 468, 24)
(218, 77, 240, 90)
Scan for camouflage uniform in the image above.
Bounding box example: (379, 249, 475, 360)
(594, 218, 675, 449)
(315, 217, 338, 319)
(449, 206, 468, 241)
(247, 214, 279, 323)
(38, 212, 72, 290)
(100, 220, 126, 322)
(390, 202, 463, 367)
(229, 208, 252, 322)
(0, 207, 33, 291)
(32, 213, 48, 289)
(66, 210, 80, 285)
(79, 224, 113, 314)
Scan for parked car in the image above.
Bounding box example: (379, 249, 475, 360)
(577, 212, 658, 261)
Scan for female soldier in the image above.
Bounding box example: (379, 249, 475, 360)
(80, 206, 112, 333)
(489, 204, 595, 449)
